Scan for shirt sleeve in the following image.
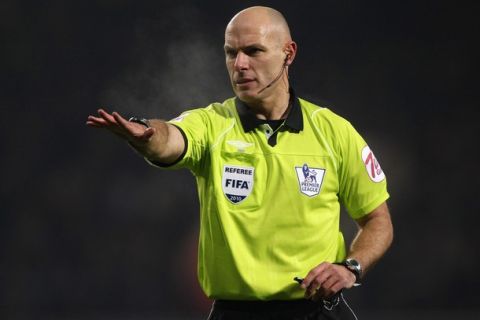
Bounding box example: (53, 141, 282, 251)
(337, 121, 390, 219)
(146, 108, 209, 176)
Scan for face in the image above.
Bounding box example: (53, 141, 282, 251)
(224, 23, 287, 103)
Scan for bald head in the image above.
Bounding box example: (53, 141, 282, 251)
(224, 6, 297, 107)
(226, 6, 292, 46)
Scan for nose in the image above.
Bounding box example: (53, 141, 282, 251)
(234, 52, 249, 71)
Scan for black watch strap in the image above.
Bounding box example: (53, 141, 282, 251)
(128, 117, 150, 128)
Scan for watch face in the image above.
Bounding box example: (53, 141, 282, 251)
(346, 259, 362, 276)
(347, 259, 359, 268)
(344, 259, 362, 285)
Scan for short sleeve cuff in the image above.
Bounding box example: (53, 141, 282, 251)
(145, 124, 188, 169)
(349, 192, 390, 219)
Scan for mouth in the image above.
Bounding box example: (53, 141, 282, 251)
(235, 78, 255, 85)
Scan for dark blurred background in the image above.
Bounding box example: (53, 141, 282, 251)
(1, 0, 478, 319)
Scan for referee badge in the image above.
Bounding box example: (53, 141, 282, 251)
(295, 164, 326, 197)
(222, 165, 255, 204)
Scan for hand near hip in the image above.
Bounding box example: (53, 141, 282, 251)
(301, 262, 356, 300)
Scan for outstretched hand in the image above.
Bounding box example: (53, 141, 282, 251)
(86, 109, 155, 145)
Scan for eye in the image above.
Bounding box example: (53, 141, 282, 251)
(224, 48, 237, 59)
(245, 47, 262, 56)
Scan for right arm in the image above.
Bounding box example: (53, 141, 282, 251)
(86, 109, 185, 164)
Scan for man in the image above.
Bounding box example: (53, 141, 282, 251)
(87, 6, 393, 320)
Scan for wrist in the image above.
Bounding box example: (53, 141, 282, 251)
(337, 258, 362, 286)
(124, 117, 151, 154)
(128, 117, 150, 128)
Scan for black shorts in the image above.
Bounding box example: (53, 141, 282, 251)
(207, 292, 358, 320)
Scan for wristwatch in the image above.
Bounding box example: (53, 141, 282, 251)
(340, 258, 362, 286)
(128, 117, 150, 128)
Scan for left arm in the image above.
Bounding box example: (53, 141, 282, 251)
(301, 201, 393, 299)
(348, 201, 393, 274)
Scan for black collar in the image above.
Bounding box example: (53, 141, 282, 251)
(235, 89, 304, 133)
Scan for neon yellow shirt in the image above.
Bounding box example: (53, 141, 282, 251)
(153, 94, 389, 300)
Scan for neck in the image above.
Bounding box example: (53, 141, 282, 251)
(247, 85, 291, 120)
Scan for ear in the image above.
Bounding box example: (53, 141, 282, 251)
(284, 41, 297, 66)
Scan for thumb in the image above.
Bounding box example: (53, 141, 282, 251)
(141, 127, 156, 141)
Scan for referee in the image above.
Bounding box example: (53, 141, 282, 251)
(87, 6, 393, 320)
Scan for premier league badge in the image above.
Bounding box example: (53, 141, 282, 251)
(295, 164, 326, 197)
(222, 165, 255, 204)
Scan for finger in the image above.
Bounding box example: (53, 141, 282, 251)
(314, 284, 342, 301)
(321, 266, 354, 298)
(97, 108, 110, 116)
(311, 287, 327, 301)
(112, 111, 129, 127)
(306, 266, 334, 294)
(301, 262, 328, 289)
(304, 286, 316, 299)
(94, 110, 134, 138)
(304, 284, 316, 299)
(310, 273, 329, 291)
(320, 277, 338, 298)
(86, 118, 109, 128)
(323, 277, 336, 290)
(87, 115, 108, 125)
(330, 282, 345, 295)
(305, 275, 329, 298)
(330, 264, 355, 288)
(112, 112, 153, 141)
(97, 109, 117, 125)
(308, 285, 334, 301)
(86, 121, 103, 127)
(112, 111, 138, 135)
(305, 280, 320, 298)
(305, 273, 331, 298)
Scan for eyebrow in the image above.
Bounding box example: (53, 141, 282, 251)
(224, 43, 267, 51)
